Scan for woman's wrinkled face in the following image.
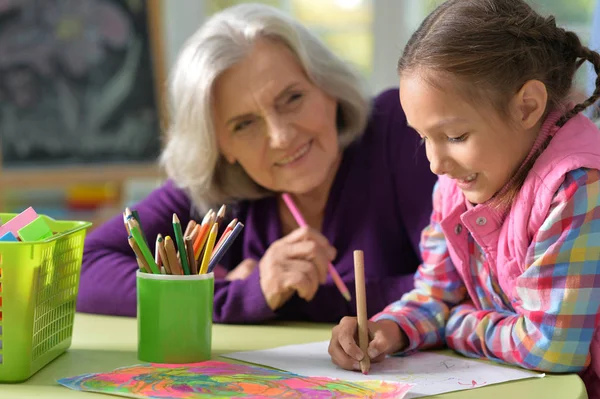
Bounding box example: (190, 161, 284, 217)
(213, 39, 340, 195)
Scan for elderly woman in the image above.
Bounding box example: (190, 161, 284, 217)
(77, 3, 436, 324)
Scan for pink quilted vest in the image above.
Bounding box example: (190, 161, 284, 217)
(436, 111, 600, 397)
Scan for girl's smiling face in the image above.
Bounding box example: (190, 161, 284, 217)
(399, 72, 545, 204)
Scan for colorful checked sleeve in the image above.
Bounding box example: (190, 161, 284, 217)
(374, 168, 600, 373)
(445, 168, 600, 372)
(372, 181, 468, 352)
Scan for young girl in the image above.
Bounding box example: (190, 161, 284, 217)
(328, 0, 600, 396)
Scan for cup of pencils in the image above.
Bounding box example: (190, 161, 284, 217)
(137, 270, 214, 363)
(124, 206, 244, 363)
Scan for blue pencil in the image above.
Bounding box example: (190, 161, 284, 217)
(207, 222, 244, 274)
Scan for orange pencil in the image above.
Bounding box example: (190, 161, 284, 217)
(193, 213, 215, 260)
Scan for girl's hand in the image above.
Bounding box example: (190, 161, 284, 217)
(258, 226, 336, 311)
(328, 317, 408, 371)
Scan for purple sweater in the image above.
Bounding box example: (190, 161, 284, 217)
(77, 89, 437, 323)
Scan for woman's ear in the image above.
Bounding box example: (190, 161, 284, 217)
(511, 79, 548, 130)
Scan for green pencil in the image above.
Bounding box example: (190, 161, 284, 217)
(131, 209, 149, 245)
(128, 220, 160, 274)
(172, 213, 190, 275)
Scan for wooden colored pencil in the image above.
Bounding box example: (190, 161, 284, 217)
(172, 213, 190, 275)
(128, 218, 160, 274)
(123, 211, 132, 235)
(157, 234, 171, 274)
(184, 219, 197, 238)
(164, 236, 183, 275)
(190, 223, 200, 243)
(353, 250, 370, 375)
(215, 204, 226, 225)
(208, 222, 244, 273)
(155, 235, 162, 268)
(202, 208, 214, 223)
(128, 235, 150, 273)
(185, 235, 197, 274)
(199, 223, 218, 274)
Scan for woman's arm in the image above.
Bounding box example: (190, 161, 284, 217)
(77, 180, 192, 316)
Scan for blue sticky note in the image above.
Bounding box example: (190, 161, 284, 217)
(0, 231, 18, 242)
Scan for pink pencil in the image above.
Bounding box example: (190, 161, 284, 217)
(281, 193, 351, 302)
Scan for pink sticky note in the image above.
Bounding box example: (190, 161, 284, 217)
(0, 207, 39, 238)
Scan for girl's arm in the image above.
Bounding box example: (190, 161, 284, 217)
(371, 182, 468, 352)
(445, 168, 600, 373)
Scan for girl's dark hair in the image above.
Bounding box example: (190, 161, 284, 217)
(399, 0, 600, 208)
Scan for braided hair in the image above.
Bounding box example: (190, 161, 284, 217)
(398, 0, 600, 207)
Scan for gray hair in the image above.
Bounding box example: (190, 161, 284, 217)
(160, 3, 370, 211)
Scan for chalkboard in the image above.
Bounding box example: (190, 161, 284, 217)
(0, 0, 164, 169)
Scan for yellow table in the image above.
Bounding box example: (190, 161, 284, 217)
(1, 313, 588, 398)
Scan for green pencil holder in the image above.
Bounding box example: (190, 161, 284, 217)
(137, 271, 214, 363)
(0, 213, 91, 382)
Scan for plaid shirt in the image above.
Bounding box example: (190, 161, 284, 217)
(373, 167, 600, 373)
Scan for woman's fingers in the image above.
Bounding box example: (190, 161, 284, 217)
(283, 260, 319, 301)
(285, 240, 332, 285)
(284, 226, 336, 259)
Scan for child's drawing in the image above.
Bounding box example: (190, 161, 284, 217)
(58, 360, 414, 399)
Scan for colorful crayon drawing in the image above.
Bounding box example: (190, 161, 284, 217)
(58, 360, 413, 399)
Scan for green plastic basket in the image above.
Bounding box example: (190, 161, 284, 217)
(0, 213, 91, 382)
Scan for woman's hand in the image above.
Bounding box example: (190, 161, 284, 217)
(259, 226, 336, 311)
(226, 259, 258, 281)
(328, 317, 408, 371)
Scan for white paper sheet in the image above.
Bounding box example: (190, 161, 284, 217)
(223, 340, 545, 398)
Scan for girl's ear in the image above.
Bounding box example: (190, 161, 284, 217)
(511, 79, 548, 130)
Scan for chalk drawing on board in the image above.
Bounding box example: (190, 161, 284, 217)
(0, 0, 161, 167)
